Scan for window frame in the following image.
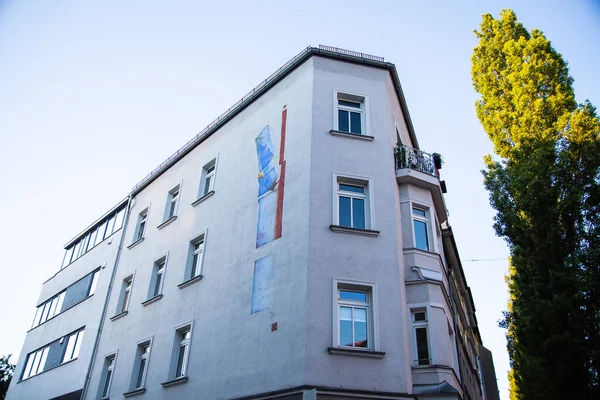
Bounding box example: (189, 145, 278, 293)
(148, 253, 169, 299)
(100, 353, 117, 399)
(332, 278, 379, 352)
(333, 90, 369, 136)
(61, 328, 85, 364)
(412, 204, 432, 251)
(183, 231, 207, 282)
(332, 174, 375, 231)
(164, 185, 181, 221)
(134, 208, 149, 242)
(198, 158, 218, 199)
(131, 340, 152, 390)
(166, 321, 194, 381)
(116, 274, 135, 315)
(411, 308, 432, 366)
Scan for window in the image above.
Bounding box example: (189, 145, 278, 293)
(21, 346, 49, 380)
(100, 355, 116, 399)
(149, 257, 167, 298)
(61, 328, 85, 363)
(184, 233, 205, 281)
(61, 204, 127, 269)
(117, 276, 133, 314)
(88, 269, 100, 297)
(32, 291, 65, 328)
(412, 310, 431, 366)
(165, 186, 180, 220)
(336, 179, 370, 230)
(134, 209, 148, 242)
(337, 289, 370, 348)
(167, 325, 192, 381)
(134, 343, 150, 389)
(199, 159, 217, 198)
(413, 207, 430, 251)
(335, 92, 366, 135)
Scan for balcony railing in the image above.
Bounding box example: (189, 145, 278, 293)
(395, 145, 438, 177)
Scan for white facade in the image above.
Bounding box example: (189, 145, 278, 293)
(7, 46, 494, 400)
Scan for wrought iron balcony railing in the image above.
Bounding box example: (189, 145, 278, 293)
(395, 145, 438, 177)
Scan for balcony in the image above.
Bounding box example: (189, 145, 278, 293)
(395, 145, 447, 223)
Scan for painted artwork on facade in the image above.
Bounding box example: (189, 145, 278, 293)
(251, 255, 274, 314)
(255, 105, 287, 248)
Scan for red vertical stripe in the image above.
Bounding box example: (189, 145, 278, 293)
(274, 106, 287, 239)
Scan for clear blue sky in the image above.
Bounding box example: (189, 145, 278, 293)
(1, 1, 598, 398)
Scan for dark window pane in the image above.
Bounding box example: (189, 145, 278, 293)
(176, 346, 186, 377)
(340, 290, 367, 302)
(154, 273, 162, 296)
(338, 110, 349, 132)
(102, 368, 113, 397)
(339, 196, 351, 227)
(414, 220, 429, 250)
(114, 208, 126, 232)
(413, 208, 426, 217)
(136, 358, 146, 388)
(204, 176, 212, 195)
(339, 307, 353, 346)
(352, 198, 365, 229)
(414, 312, 426, 322)
(354, 308, 368, 347)
(350, 112, 362, 134)
(105, 215, 116, 237)
(338, 99, 361, 108)
(416, 327, 430, 365)
(95, 221, 108, 245)
(339, 184, 364, 193)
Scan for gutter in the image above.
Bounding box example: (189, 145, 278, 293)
(80, 195, 132, 400)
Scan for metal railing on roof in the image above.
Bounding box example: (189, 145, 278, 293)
(318, 45, 384, 62)
(131, 45, 385, 193)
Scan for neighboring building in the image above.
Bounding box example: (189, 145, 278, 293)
(7, 46, 498, 400)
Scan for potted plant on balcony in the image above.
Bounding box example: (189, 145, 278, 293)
(432, 152, 443, 169)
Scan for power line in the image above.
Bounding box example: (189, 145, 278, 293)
(461, 258, 507, 262)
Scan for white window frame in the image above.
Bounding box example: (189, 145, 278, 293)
(199, 157, 218, 198)
(135, 208, 149, 242)
(21, 346, 49, 380)
(185, 231, 207, 281)
(149, 253, 168, 299)
(411, 307, 432, 366)
(61, 328, 85, 363)
(167, 321, 194, 381)
(87, 268, 100, 297)
(133, 341, 151, 390)
(412, 204, 432, 251)
(100, 353, 117, 399)
(118, 275, 134, 314)
(165, 185, 181, 220)
(332, 173, 375, 230)
(332, 278, 379, 351)
(333, 90, 369, 136)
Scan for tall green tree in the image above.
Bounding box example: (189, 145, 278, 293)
(0, 355, 15, 400)
(471, 9, 600, 400)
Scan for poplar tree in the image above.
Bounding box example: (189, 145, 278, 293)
(471, 9, 600, 399)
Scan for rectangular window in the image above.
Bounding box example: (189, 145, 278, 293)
(149, 257, 167, 298)
(88, 269, 100, 297)
(199, 159, 217, 198)
(335, 177, 370, 230)
(413, 207, 430, 251)
(185, 233, 206, 281)
(32, 291, 65, 328)
(61, 328, 85, 363)
(168, 325, 192, 380)
(21, 346, 49, 380)
(134, 343, 150, 389)
(413, 310, 431, 366)
(336, 93, 366, 135)
(135, 209, 148, 242)
(118, 276, 133, 314)
(165, 186, 180, 220)
(100, 355, 116, 399)
(337, 289, 370, 348)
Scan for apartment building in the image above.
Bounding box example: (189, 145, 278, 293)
(7, 46, 498, 400)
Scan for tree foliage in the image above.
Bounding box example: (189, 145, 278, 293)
(0, 355, 15, 400)
(472, 9, 600, 400)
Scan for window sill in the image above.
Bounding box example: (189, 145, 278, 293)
(161, 376, 188, 388)
(123, 388, 146, 397)
(178, 275, 203, 289)
(330, 130, 374, 141)
(157, 216, 177, 230)
(327, 347, 386, 359)
(191, 190, 215, 207)
(141, 294, 163, 306)
(110, 310, 128, 321)
(329, 225, 380, 237)
(127, 237, 145, 249)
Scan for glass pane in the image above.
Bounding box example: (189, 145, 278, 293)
(88, 271, 99, 296)
(95, 221, 108, 245)
(354, 308, 368, 348)
(169, 202, 177, 218)
(416, 327, 430, 365)
(102, 369, 113, 397)
(182, 330, 191, 341)
(56, 292, 65, 314)
(63, 247, 74, 268)
(31, 351, 42, 375)
(191, 253, 199, 277)
(338, 109, 349, 132)
(352, 198, 365, 229)
(413, 208, 427, 217)
(414, 311, 426, 322)
(48, 297, 59, 319)
(63, 333, 77, 362)
(339, 196, 351, 227)
(72, 241, 81, 262)
(105, 215, 116, 237)
(87, 228, 98, 251)
(204, 175, 213, 195)
(138, 221, 146, 240)
(32, 306, 43, 328)
(339, 307, 353, 347)
(338, 99, 361, 108)
(176, 346, 186, 377)
(339, 290, 367, 302)
(114, 208, 126, 232)
(136, 358, 146, 388)
(72, 330, 84, 359)
(23, 353, 35, 379)
(339, 184, 364, 193)
(38, 347, 49, 373)
(154, 273, 163, 296)
(414, 220, 429, 251)
(41, 302, 51, 323)
(122, 289, 130, 312)
(350, 112, 362, 134)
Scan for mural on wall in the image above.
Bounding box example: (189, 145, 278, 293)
(251, 255, 274, 314)
(255, 105, 287, 248)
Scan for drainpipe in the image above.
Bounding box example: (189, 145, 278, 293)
(80, 195, 132, 400)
